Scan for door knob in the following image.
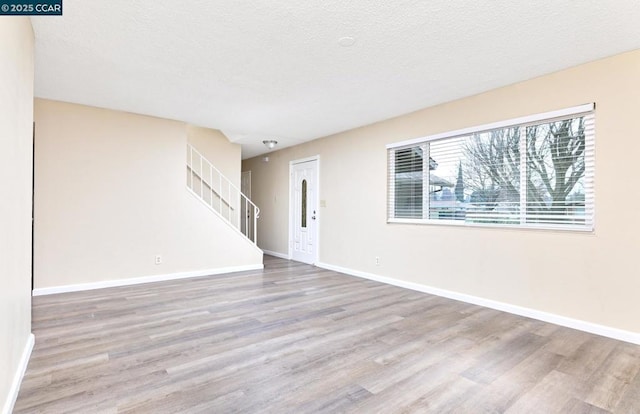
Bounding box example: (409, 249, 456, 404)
(312, 215, 316, 220)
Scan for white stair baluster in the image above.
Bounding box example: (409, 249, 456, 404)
(185, 144, 259, 244)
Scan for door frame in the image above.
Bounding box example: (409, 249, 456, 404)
(288, 155, 320, 264)
(241, 170, 251, 197)
(31, 122, 35, 291)
(241, 170, 252, 239)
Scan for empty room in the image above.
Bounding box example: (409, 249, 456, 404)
(2, 1, 640, 413)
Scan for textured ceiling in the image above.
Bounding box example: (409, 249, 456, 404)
(32, 1, 640, 159)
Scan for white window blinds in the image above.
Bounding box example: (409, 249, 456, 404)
(387, 104, 595, 231)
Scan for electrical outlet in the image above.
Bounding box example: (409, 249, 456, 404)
(375, 256, 380, 266)
(155, 255, 162, 265)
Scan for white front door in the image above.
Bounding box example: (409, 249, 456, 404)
(290, 159, 318, 264)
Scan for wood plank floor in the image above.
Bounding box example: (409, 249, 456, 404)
(15, 256, 640, 413)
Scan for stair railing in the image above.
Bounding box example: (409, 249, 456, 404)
(186, 144, 259, 244)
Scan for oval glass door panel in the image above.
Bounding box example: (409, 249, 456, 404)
(301, 179, 307, 228)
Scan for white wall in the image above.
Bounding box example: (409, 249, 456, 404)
(0, 17, 34, 412)
(187, 125, 241, 188)
(34, 99, 262, 289)
(244, 50, 640, 335)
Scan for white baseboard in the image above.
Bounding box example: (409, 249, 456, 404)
(33, 264, 264, 296)
(2, 333, 34, 414)
(316, 262, 640, 345)
(262, 249, 290, 260)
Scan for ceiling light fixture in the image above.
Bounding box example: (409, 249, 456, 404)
(263, 140, 278, 149)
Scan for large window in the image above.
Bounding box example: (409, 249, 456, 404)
(387, 104, 595, 231)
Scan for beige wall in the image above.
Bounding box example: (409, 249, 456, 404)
(244, 50, 640, 334)
(35, 99, 261, 289)
(0, 17, 34, 411)
(187, 125, 241, 188)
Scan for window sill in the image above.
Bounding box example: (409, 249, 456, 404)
(387, 218, 594, 233)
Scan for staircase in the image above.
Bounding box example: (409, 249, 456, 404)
(186, 144, 259, 244)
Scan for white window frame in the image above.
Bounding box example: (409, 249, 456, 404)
(387, 103, 595, 232)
